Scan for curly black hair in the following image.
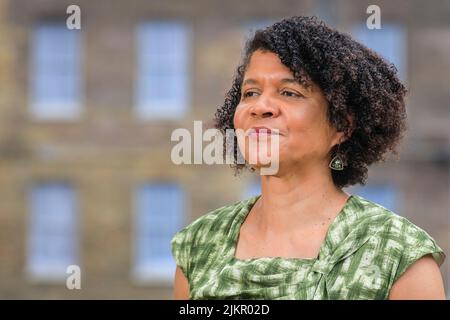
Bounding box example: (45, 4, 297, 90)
(214, 16, 407, 188)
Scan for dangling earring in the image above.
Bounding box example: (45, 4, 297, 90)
(329, 144, 345, 171)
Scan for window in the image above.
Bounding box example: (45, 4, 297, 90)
(135, 21, 190, 119)
(241, 19, 275, 48)
(243, 180, 398, 213)
(243, 179, 261, 200)
(133, 182, 185, 283)
(352, 23, 407, 81)
(30, 22, 82, 120)
(243, 19, 275, 34)
(27, 182, 79, 280)
(350, 183, 398, 213)
(313, 0, 337, 27)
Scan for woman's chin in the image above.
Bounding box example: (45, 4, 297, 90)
(245, 153, 275, 166)
(245, 155, 281, 175)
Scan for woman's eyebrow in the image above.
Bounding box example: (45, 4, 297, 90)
(242, 78, 259, 86)
(279, 78, 298, 84)
(242, 78, 298, 86)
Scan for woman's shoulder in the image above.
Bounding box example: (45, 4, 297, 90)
(349, 194, 445, 276)
(170, 196, 255, 279)
(171, 196, 255, 252)
(325, 194, 445, 299)
(351, 194, 441, 246)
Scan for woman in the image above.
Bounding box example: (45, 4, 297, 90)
(171, 16, 446, 299)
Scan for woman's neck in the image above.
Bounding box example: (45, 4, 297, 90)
(253, 165, 349, 235)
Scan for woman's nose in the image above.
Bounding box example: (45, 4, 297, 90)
(249, 95, 280, 118)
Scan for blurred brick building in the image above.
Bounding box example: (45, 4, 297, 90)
(0, 0, 449, 299)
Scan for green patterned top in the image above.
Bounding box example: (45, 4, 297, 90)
(171, 194, 445, 300)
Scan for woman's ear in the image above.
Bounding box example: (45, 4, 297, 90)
(341, 114, 355, 143)
(330, 131, 346, 149)
(330, 114, 354, 148)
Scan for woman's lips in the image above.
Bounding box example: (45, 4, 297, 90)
(245, 126, 280, 137)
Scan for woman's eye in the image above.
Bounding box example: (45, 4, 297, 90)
(242, 91, 258, 98)
(241, 90, 302, 100)
(281, 90, 301, 98)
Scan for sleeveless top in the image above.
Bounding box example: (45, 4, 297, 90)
(171, 194, 446, 300)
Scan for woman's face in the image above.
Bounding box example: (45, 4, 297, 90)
(233, 50, 343, 175)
